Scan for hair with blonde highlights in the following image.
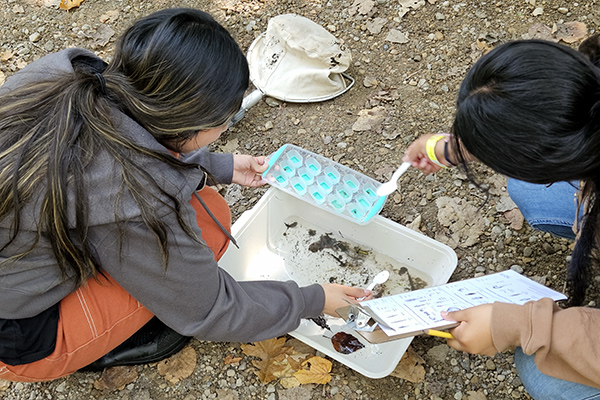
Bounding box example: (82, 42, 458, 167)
(0, 8, 249, 285)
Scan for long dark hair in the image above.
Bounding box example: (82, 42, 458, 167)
(0, 8, 249, 285)
(451, 36, 600, 305)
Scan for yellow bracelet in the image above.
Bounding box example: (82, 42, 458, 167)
(425, 134, 448, 168)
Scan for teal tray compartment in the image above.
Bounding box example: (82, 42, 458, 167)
(262, 144, 387, 224)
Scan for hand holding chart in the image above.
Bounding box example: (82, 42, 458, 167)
(359, 270, 567, 338)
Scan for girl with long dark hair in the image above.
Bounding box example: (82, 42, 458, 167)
(405, 34, 600, 399)
(0, 8, 369, 381)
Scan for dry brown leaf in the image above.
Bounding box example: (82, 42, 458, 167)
(93, 366, 138, 391)
(99, 10, 119, 24)
(0, 378, 11, 391)
(527, 23, 559, 42)
(475, 39, 490, 52)
(504, 208, 524, 231)
(59, 0, 83, 10)
(390, 347, 426, 383)
(0, 50, 14, 62)
(157, 346, 196, 384)
(241, 337, 293, 365)
(280, 376, 302, 389)
(293, 356, 332, 385)
(242, 338, 317, 384)
(554, 21, 587, 44)
(224, 355, 242, 365)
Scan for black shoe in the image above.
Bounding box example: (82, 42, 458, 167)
(80, 317, 192, 372)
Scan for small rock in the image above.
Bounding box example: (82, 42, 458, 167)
(532, 7, 543, 16)
(264, 121, 274, 130)
(557, 7, 568, 14)
(510, 265, 524, 274)
(29, 32, 41, 42)
(485, 359, 496, 370)
(265, 97, 282, 107)
(55, 382, 67, 392)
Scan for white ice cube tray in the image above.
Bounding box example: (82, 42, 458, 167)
(262, 144, 387, 224)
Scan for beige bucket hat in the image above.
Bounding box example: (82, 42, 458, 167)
(247, 13, 354, 103)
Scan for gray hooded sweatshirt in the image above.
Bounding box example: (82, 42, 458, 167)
(0, 48, 324, 343)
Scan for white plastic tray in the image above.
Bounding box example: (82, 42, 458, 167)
(218, 188, 457, 378)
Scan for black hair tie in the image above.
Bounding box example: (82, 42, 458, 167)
(94, 72, 107, 95)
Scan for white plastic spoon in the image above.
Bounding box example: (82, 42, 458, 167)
(376, 162, 411, 197)
(358, 270, 390, 301)
(366, 270, 390, 291)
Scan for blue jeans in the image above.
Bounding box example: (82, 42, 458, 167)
(515, 347, 600, 399)
(509, 180, 599, 398)
(507, 179, 580, 240)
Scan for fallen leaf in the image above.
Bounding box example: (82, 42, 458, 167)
(99, 10, 119, 24)
(0, 378, 10, 391)
(59, 0, 83, 10)
(91, 24, 116, 48)
(224, 355, 242, 365)
(241, 337, 293, 363)
(347, 0, 375, 16)
(293, 356, 332, 384)
(390, 347, 426, 382)
(398, 0, 425, 17)
(365, 17, 387, 35)
(241, 337, 295, 383)
(279, 376, 302, 389)
(1, 50, 14, 62)
(16, 59, 28, 69)
(93, 366, 138, 390)
(525, 23, 559, 42)
(554, 21, 587, 44)
(157, 346, 196, 384)
(352, 106, 387, 132)
(504, 208, 524, 230)
(385, 29, 409, 44)
(436, 196, 486, 248)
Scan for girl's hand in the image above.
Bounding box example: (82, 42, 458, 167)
(403, 134, 446, 175)
(443, 304, 498, 356)
(320, 284, 372, 316)
(232, 154, 268, 187)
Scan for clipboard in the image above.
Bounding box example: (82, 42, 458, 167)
(336, 270, 567, 344)
(335, 305, 459, 344)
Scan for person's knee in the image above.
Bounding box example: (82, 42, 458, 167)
(507, 179, 578, 240)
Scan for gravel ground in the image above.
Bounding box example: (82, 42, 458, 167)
(1, 0, 599, 398)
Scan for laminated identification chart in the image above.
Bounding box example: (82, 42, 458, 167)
(361, 270, 567, 337)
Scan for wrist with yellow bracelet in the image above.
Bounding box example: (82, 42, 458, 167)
(425, 133, 453, 168)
